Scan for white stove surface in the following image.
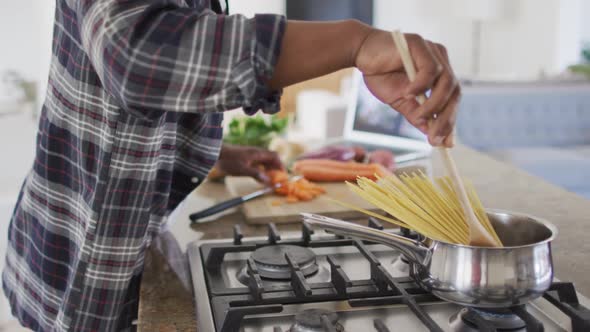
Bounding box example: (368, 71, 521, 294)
(189, 231, 590, 332)
(240, 297, 574, 331)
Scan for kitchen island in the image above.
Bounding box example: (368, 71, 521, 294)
(137, 145, 590, 331)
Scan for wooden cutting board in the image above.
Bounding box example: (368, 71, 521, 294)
(224, 177, 380, 224)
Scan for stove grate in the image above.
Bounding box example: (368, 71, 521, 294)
(233, 224, 243, 245)
(349, 240, 444, 331)
(268, 222, 281, 244)
(220, 304, 282, 332)
(284, 252, 312, 297)
(512, 306, 543, 332)
(198, 221, 590, 332)
(327, 255, 352, 296)
(246, 258, 264, 301)
(373, 318, 391, 332)
(368, 217, 384, 230)
(544, 282, 590, 332)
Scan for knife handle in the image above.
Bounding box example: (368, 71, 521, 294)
(189, 187, 273, 224)
(189, 196, 245, 223)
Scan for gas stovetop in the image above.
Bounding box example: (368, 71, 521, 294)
(187, 220, 590, 332)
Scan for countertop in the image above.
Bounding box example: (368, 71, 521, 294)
(137, 145, 590, 332)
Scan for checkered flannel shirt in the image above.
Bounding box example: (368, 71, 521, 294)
(2, 0, 285, 330)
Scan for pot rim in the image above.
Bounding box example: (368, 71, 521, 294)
(424, 208, 558, 250)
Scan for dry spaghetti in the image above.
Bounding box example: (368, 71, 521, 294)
(330, 171, 503, 246)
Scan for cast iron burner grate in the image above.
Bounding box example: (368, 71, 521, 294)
(199, 222, 590, 332)
(289, 308, 344, 332)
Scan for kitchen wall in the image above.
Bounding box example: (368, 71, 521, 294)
(231, 0, 584, 79)
(556, 0, 583, 69)
(228, 0, 285, 17)
(0, 0, 584, 95)
(581, 0, 590, 44)
(373, 0, 582, 80)
(0, 0, 55, 100)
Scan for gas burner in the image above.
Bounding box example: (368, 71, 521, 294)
(449, 307, 526, 332)
(290, 308, 344, 332)
(237, 245, 319, 283)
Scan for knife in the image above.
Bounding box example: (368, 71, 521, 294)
(189, 175, 303, 224)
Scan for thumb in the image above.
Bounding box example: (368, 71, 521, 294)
(241, 164, 271, 184)
(255, 171, 271, 184)
(253, 150, 283, 171)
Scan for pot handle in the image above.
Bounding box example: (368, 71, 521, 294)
(301, 213, 430, 267)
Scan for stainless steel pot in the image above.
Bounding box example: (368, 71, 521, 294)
(302, 210, 557, 308)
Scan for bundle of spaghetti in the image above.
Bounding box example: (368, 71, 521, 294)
(331, 171, 503, 246)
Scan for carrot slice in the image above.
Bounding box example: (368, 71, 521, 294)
(268, 169, 289, 184)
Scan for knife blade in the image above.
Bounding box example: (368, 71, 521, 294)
(189, 175, 303, 224)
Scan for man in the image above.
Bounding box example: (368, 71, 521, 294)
(3, 0, 460, 331)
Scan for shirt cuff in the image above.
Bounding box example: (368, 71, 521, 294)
(232, 14, 286, 115)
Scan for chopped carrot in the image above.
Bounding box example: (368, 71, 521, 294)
(297, 191, 314, 201)
(266, 169, 326, 204)
(286, 196, 299, 203)
(268, 169, 289, 184)
(271, 200, 283, 206)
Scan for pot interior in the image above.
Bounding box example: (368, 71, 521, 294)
(488, 211, 556, 247)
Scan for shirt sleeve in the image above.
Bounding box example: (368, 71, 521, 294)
(76, 1, 285, 116)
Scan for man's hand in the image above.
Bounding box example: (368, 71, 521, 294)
(355, 30, 460, 147)
(268, 20, 458, 147)
(215, 144, 283, 183)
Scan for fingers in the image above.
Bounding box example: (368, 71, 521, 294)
(416, 43, 459, 122)
(403, 39, 460, 147)
(417, 44, 459, 119)
(428, 87, 461, 147)
(238, 165, 270, 184)
(249, 149, 283, 183)
(255, 171, 271, 184)
(403, 34, 442, 98)
(443, 132, 455, 148)
(427, 43, 460, 147)
(253, 150, 283, 170)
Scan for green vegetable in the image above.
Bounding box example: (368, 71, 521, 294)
(224, 115, 288, 148)
(582, 45, 590, 63)
(568, 45, 590, 79)
(568, 64, 590, 79)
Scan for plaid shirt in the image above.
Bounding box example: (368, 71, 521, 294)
(2, 0, 284, 330)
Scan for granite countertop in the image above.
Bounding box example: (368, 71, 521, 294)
(137, 145, 590, 332)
